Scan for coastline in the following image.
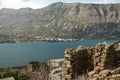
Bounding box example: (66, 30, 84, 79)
(0, 38, 118, 44)
(0, 38, 79, 43)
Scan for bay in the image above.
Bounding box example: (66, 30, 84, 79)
(0, 40, 117, 68)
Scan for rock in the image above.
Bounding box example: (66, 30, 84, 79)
(88, 71, 96, 77)
(99, 70, 111, 78)
(111, 74, 120, 80)
(111, 67, 120, 74)
(94, 67, 101, 73)
(92, 77, 98, 80)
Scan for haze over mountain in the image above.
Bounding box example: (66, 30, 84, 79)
(0, 2, 120, 42)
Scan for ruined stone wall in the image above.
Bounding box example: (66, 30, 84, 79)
(63, 41, 120, 80)
(63, 46, 94, 80)
(88, 42, 120, 80)
(63, 48, 76, 80)
(48, 59, 64, 71)
(27, 62, 49, 72)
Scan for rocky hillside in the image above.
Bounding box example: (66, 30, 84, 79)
(0, 2, 120, 42)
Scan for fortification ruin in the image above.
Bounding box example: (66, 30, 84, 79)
(62, 41, 120, 80)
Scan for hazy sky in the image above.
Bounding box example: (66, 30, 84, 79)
(0, 0, 120, 9)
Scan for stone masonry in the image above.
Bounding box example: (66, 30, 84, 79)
(88, 41, 120, 80)
(63, 46, 94, 80)
(63, 41, 120, 80)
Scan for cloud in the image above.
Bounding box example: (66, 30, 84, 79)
(0, 0, 1, 5)
(103, 0, 120, 3)
(0, 0, 46, 9)
(84, 0, 120, 4)
(104, 0, 114, 3)
(1, 0, 26, 9)
(21, 0, 30, 2)
(81, 0, 120, 4)
(0, 0, 120, 9)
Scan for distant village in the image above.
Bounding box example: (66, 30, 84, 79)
(0, 37, 79, 43)
(0, 41, 120, 80)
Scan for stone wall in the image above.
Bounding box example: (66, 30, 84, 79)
(48, 59, 64, 71)
(63, 46, 94, 80)
(88, 41, 120, 80)
(63, 41, 120, 80)
(27, 61, 49, 72)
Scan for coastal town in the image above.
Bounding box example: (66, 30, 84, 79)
(0, 41, 120, 80)
(0, 37, 78, 43)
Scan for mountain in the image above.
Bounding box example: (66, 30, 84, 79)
(0, 2, 120, 42)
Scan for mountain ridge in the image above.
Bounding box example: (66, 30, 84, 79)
(0, 2, 120, 42)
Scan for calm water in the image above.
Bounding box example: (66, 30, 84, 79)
(0, 40, 117, 68)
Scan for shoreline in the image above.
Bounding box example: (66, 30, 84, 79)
(0, 38, 79, 43)
(0, 39, 118, 44)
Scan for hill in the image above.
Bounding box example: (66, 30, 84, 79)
(0, 2, 120, 42)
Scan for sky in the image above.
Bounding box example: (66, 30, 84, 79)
(0, 0, 120, 9)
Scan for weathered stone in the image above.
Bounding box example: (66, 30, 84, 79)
(63, 41, 120, 80)
(99, 70, 111, 78)
(111, 74, 120, 80)
(63, 46, 94, 80)
(111, 67, 120, 75)
(94, 67, 101, 73)
(92, 77, 98, 80)
(88, 71, 96, 77)
(48, 59, 64, 71)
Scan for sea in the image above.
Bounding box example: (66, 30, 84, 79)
(0, 40, 117, 68)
